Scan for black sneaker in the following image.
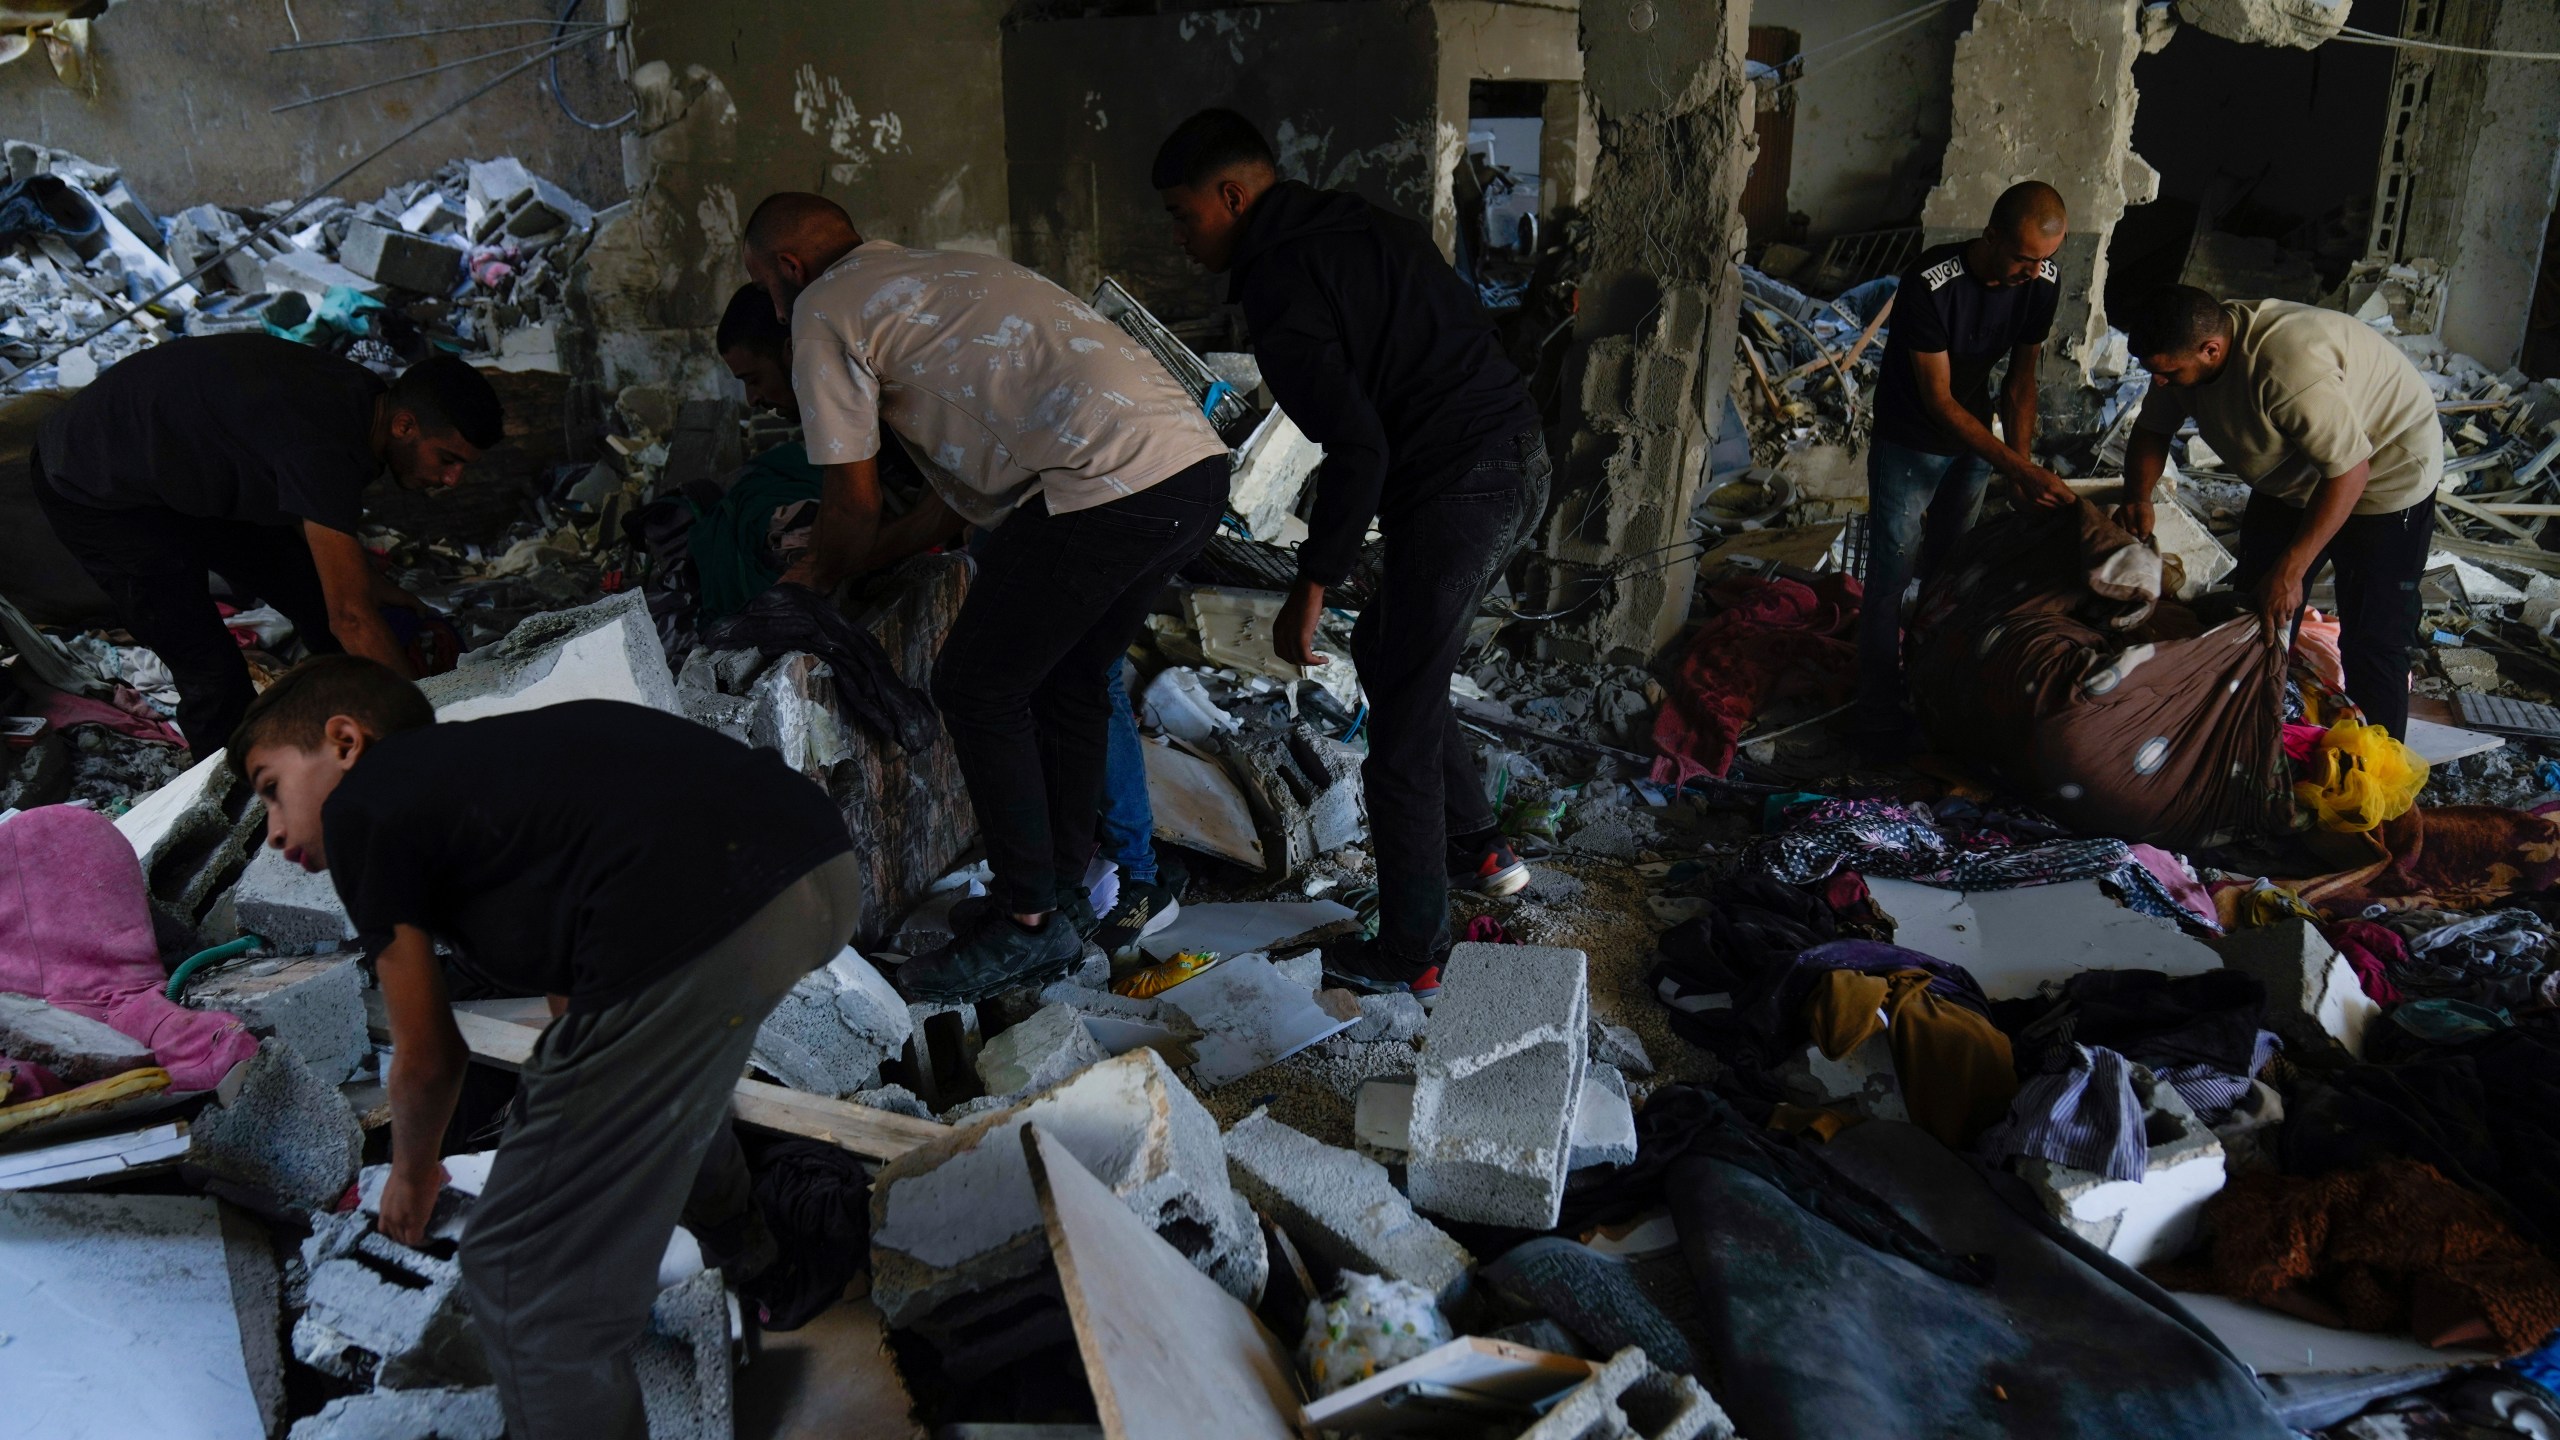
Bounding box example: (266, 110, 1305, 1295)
(1091, 876, 1182, 959)
(899, 908, 1085, 1002)
(1450, 835, 1532, 897)
(1319, 936, 1444, 997)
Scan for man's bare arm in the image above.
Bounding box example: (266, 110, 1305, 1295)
(2252, 461, 2369, 644)
(1909, 350, 2073, 508)
(2000, 342, 2043, 458)
(304, 522, 414, 677)
(783, 456, 886, 593)
(377, 923, 466, 1245)
(2115, 427, 2172, 539)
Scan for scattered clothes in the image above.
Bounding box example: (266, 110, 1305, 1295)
(2392, 910, 2553, 1011)
(2000, 968, 2268, 1076)
(1977, 1043, 2147, 1182)
(0, 1054, 61, 1102)
(688, 443, 824, 623)
(1651, 573, 1859, 784)
(700, 581, 939, 753)
(1479, 1237, 1697, 1375)
(1673, 1118, 2293, 1439)
(1753, 797, 2215, 927)
(21, 682, 186, 747)
(2217, 875, 2324, 930)
(1805, 966, 2018, 1149)
(0, 806, 256, 1091)
(2289, 806, 2560, 915)
(2325, 918, 2411, 1006)
(1906, 501, 2292, 850)
(2366, 999, 2514, 1061)
(2151, 1158, 2560, 1356)
(2295, 717, 2430, 833)
(741, 1139, 870, 1332)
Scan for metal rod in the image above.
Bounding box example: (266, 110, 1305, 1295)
(270, 27, 613, 113)
(267, 18, 607, 53)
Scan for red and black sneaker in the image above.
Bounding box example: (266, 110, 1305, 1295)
(1320, 936, 1443, 997)
(1450, 835, 1532, 898)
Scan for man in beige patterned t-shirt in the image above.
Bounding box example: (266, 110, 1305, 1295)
(741, 192, 1230, 1000)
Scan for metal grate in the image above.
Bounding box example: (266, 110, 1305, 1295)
(2455, 690, 2560, 739)
(1088, 278, 1254, 433)
(1806, 227, 1924, 296)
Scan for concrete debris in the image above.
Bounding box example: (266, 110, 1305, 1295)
(1568, 1066, 1639, 1172)
(1345, 989, 1427, 1045)
(975, 1002, 1110, 1098)
(751, 947, 912, 1097)
(2015, 1074, 2227, 1271)
(228, 841, 358, 949)
(1518, 1346, 1738, 1440)
(286, 1389, 505, 1440)
(2207, 918, 2382, 1061)
(294, 1211, 488, 1389)
(1590, 1019, 1655, 1077)
(1772, 1030, 1908, 1123)
(2174, 0, 2346, 49)
(1222, 1109, 1474, 1299)
(187, 1036, 362, 1211)
(635, 1269, 735, 1440)
(1155, 951, 1359, 1086)
(419, 590, 682, 721)
(0, 990, 157, 1083)
(183, 955, 370, 1087)
(903, 999, 987, 1114)
(1407, 943, 1591, 1228)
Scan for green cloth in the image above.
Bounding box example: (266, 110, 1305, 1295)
(690, 441, 823, 622)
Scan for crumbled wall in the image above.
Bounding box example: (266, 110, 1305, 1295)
(1542, 0, 1755, 664)
(2438, 0, 2560, 369)
(1750, 0, 1970, 238)
(1923, 0, 2156, 389)
(1428, 1, 1586, 258)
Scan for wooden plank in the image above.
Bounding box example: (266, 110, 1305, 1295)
(427, 1007, 947, 1162)
(1024, 1123, 1307, 1440)
(2434, 534, 2560, 576)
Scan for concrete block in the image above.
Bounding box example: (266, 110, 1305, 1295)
(635, 1269, 733, 1440)
(1223, 1109, 1472, 1298)
(869, 1050, 1260, 1367)
(287, 1388, 504, 1440)
(1569, 1066, 1638, 1171)
(975, 1004, 1108, 1098)
(189, 1037, 361, 1210)
(261, 245, 384, 300)
(1034, 984, 1202, 1061)
(117, 750, 266, 924)
(751, 948, 911, 1097)
(1770, 1030, 1909, 1123)
(2207, 918, 2379, 1060)
(747, 652, 857, 784)
(1352, 1075, 1418, 1164)
(1407, 943, 1589, 1228)
(337, 221, 459, 295)
(1590, 1019, 1654, 1076)
(420, 591, 681, 721)
(294, 1215, 486, 1389)
(903, 1000, 985, 1113)
(1517, 1346, 1737, 1440)
(1346, 989, 1427, 1044)
(2015, 1074, 2227, 1270)
(465, 157, 538, 238)
(185, 955, 369, 1087)
(849, 1083, 934, 1120)
(0, 992, 156, 1084)
(229, 841, 357, 950)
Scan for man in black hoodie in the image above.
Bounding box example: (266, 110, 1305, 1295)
(1154, 109, 1542, 994)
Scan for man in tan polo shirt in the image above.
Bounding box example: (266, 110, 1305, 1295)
(740, 192, 1231, 999)
(2116, 285, 2442, 737)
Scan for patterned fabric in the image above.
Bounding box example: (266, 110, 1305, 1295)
(1752, 797, 2214, 927)
(1978, 1043, 2148, 1183)
(2288, 805, 2560, 916)
(1652, 573, 1860, 784)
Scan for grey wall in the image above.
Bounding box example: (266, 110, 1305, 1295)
(2439, 0, 2560, 368)
(0, 1, 623, 215)
(1750, 0, 1967, 238)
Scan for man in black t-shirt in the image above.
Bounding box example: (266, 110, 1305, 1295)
(226, 658, 862, 1440)
(31, 335, 503, 757)
(1858, 182, 2075, 758)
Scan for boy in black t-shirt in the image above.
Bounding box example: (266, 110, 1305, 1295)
(1858, 181, 2076, 759)
(227, 657, 861, 1440)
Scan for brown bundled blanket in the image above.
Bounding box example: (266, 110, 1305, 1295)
(1908, 500, 2293, 849)
(2151, 1158, 2560, 1356)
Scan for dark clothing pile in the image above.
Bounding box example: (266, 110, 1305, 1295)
(742, 1138, 872, 1332)
(1225, 179, 1538, 589)
(701, 581, 939, 754)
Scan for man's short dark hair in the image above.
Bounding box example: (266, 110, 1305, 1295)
(742, 191, 855, 257)
(225, 655, 434, 778)
(389, 354, 504, 450)
(1151, 109, 1277, 190)
(2125, 285, 2233, 359)
(716, 282, 790, 359)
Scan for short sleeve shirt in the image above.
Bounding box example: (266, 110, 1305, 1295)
(789, 242, 1227, 528)
(2135, 300, 2442, 516)
(36, 332, 384, 533)
(1871, 242, 2061, 455)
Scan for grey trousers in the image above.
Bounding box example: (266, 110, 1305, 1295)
(460, 851, 863, 1440)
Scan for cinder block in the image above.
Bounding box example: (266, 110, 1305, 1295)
(2206, 918, 2379, 1059)
(262, 245, 384, 300)
(849, 1083, 933, 1120)
(116, 750, 266, 924)
(229, 842, 358, 950)
(419, 591, 682, 721)
(903, 1000, 984, 1113)
(186, 955, 369, 1087)
(635, 1269, 733, 1440)
(1517, 1346, 1737, 1440)
(0, 992, 156, 1084)
(190, 1037, 361, 1210)
(338, 220, 459, 295)
(1222, 1109, 1473, 1298)
(293, 1212, 486, 1389)
(1407, 943, 1589, 1228)
(287, 1388, 505, 1440)
(751, 949, 911, 1097)
(868, 1050, 1261, 1370)
(975, 1004, 1107, 1098)
(2014, 1073, 2227, 1270)
(1568, 1066, 1638, 1171)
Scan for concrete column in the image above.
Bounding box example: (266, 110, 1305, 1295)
(1539, 0, 1755, 664)
(2438, 0, 2560, 369)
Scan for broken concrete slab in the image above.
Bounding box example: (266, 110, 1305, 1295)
(2207, 918, 2379, 1060)
(635, 1269, 735, 1440)
(752, 949, 913, 1097)
(338, 220, 460, 296)
(0, 1119, 192, 1189)
(1034, 983, 1203, 1062)
(0, 1192, 269, 1440)
(868, 1050, 1263, 1370)
(1222, 1109, 1473, 1299)
(1154, 951, 1357, 1087)
(1408, 943, 1590, 1228)
(229, 840, 358, 949)
(0, 991, 157, 1084)
(286, 1389, 505, 1440)
(1137, 898, 1356, 963)
(1866, 877, 2224, 1001)
(262, 245, 384, 301)
(188, 1036, 362, 1210)
(294, 1210, 488, 1389)
(185, 955, 370, 1088)
(1569, 1066, 1638, 1172)
(1590, 1019, 1655, 1077)
(976, 1003, 1109, 1098)
(2015, 1075, 2227, 1270)
(419, 590, 681, 721)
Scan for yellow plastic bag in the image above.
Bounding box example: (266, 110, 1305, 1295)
(1111, 950, 1220, 999)
(2293, 717, 2428, 832)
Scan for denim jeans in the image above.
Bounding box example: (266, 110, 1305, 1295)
(1098, 659, 1158, 885)
(1358, 430, 1548, 961)
(931, 456, 1229, 914)
(2231, 489, 2433, 739)
(1856, 438, 1992, 724)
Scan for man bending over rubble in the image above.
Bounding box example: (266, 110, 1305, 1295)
(1153, 108, 1539, 995)
(228, 656, 862, 1440)
(741, 192, 1230, 1000)
(31, 334, 502, 758)
(2119, 285, 2442, 739)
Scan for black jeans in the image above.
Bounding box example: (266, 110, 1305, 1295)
(30, 450, 341, 757)
(932, 456, 1230, 916)
(2231, 488, 2433, 739)
(1358, 430, 1549, 961)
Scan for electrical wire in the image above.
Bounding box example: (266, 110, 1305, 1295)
(550, 0, 636, 130)
(2330, 24, 2560, 59)
(1771, 0, 1958, 92)
(268, 17, 605, 53)
(269, 27, 612, 113)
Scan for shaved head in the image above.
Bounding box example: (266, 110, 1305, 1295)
(740, 192, 864, 323)
(1989, 181, 2068, 240)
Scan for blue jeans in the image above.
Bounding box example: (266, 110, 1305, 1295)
(1098, 660, 1157, 885)
(1856, 439, 1991, 722)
